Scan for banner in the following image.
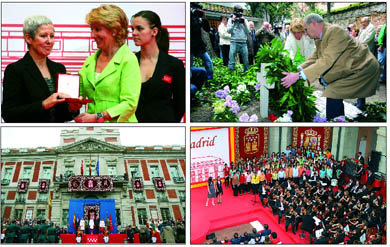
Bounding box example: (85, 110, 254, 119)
(292, 127, 332, 150)
(132, 178, 144, 192)
(17, 179, 29, 192)
(153, 177, 166, 191)
(68, 176, 113, 192)
(235, 127, 268, 162)
(38, 179, 50, 193)
(191, 128, 230, 184)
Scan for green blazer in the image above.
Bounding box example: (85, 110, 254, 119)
(79, 43, 141, 122)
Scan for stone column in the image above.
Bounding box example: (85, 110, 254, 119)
(268, 127, 280, 154)
(121, 198, 132, 227)
(51, 200, 61, 226)
(375, 127, 386, 174)
(333, 127, 359, 160)
(280, 127, 292, 152)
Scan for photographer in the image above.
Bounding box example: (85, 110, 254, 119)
(255, 22, 275, 48)
(227, 5, 250, 72)
(190, 2, 213, 81)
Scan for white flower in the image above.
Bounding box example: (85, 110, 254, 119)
(237, 84, 247, 92)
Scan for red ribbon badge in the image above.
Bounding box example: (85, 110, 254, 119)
(162, 75, 172, 84)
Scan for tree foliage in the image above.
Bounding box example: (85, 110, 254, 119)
(246, 3, 295, 25)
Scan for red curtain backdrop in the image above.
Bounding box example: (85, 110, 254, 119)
(292, 127, 332, 150)
(235, 127, 268, 162)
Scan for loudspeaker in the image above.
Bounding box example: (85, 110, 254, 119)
(344, 160, 356, 177)
(369, 151, 381, 172)
(206, 232, 216, 240)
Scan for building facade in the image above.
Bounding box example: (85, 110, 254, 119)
(1, 127, 185, 230)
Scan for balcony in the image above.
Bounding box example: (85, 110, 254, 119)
(135, 198, 146, 203)
(37, 198, 48, 203)
(158, 197, 169, 202)
(173, 177, 185, 183)
(15, 198, 26, 203)
(1, 179, 10, 185)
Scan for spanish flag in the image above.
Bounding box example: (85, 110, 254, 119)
(89, 159, 92, 176)
(73, 213, 76, 230)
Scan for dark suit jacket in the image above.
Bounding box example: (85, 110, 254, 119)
(135, 51, 185, 122)
(2, 52, 75, 122)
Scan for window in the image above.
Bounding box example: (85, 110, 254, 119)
(26, 209, 33, 220)
(149, 165, 160, 178)
(16, 193, 26, 201)
(22, 167, 32, 179)
(157, 192, 168, 202)
(89, 161, 97, 176)
(15, 209, 23, 219)
(4, 168, 13, 180)
(160, 208, 171, 221)
(130, 166, 140, 178)
(42, 167, 51, 179)
(116, 209, 121, 225)
(37, 209, 46, 219)
(179, 191, 185, 201)
(38, 193, 48, 202)
(62, 209, 68, 226)
(137, 208, 147, 225)
(134, 192, 145, 202)
(169, 165, 180, 178)
(108, 166, 116, 176)
(65, 166, 73, 176)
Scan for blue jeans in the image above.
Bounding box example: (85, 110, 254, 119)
(228, 42, 248, 72)
(190, 67, 207, 97)
(378, 47, 386, 82)
(321, 77, 344, 119)
(191, 52, 213, 80)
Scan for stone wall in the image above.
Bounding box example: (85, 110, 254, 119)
(326, 3, 386, 28)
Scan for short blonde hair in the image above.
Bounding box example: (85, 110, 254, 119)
(86, 4, 129, 46)
(290, 18, 305, 33)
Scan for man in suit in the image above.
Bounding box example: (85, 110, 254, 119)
(94, 216, 100, 234)
(281, 13, 380, 120)
(5, 220, 20, 243)
(357, 152, 365, 165)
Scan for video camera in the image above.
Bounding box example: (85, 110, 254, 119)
(232, 5, 245, 24)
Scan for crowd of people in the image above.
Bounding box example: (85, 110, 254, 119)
(120, 219, 185, 244)
(2, 4, 185, 123)
(206, 145, 386, 244)
(1, 217, 185, 244)
(190, 3, 386, 121)
(1, 219, 67, 243)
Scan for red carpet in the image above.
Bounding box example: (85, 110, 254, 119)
(191, 186, 310, 244)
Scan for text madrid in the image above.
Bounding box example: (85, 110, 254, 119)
(191, 136, 217, 149)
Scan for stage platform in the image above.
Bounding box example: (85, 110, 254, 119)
(191, 186, 310, 244)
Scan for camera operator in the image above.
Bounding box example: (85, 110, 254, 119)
(190, 2, 213, 81)
(227, 5, 250, 72)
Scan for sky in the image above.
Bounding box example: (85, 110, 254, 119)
(1, 127, 185, 148)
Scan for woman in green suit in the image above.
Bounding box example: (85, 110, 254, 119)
(75, 4, 141, 122)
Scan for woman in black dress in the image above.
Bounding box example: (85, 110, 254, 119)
(131, 10, 185, 122)
(216, 176, 223, 204)
(206, 177, 216, 207)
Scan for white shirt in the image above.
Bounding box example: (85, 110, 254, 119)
(284, 33, 316, 60)
(218, 23, 231, 45)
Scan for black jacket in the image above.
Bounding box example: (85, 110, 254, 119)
(135, 51, 185, 122)
(2, 52, 75, 122)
